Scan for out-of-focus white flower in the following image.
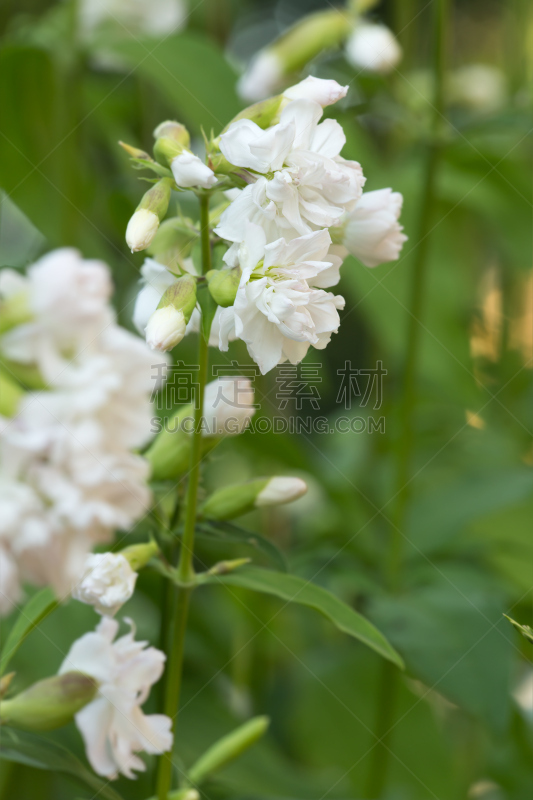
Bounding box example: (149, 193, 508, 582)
(202, 377, 255, 436)
(73, 552, 137, 616)
(340, 188, 407, 267)
(59, 617, 172, 779)
(345, 23, 402, 74)
(448, 64, 507, 112)
(237, 51, 283, 103)
(256, 476, 307, 506)
(79, 0, 186, 38)
(145, 307, 186, 351)
(217, 99, 365, 243)
(283, 76, 348, 107)
(126, 209, 160, 253)
(219, 225, 344, 374)
(171, 152, 217, 189)
(0, 250, 163, 609)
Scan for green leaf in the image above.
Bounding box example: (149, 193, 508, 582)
(0, 728, 123, 800)
(0, 589, 58, 676)
(369, 566, 513, 733)
(99, 32, 241, 134)
(210, 566, 403, 668)
(196, 520, 288, 572)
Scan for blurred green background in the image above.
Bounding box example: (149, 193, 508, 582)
(1, 0, 533, 798)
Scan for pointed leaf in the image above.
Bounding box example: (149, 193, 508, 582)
(197, 521, 288, 572)
(0, 588, 58, 675)
(210, 566, 403, 668)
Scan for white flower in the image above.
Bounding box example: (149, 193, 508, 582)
(145, 307, 186, 351)
(256, 477, 308, 506)
(126, 209, 160, 253)
(171, 152, 217, 189)
(73, 552, 137, 616)
(283, 76, 348, 107)
(216, 99, 365, 242)
(202, 377, 255, 436)
(237, 51, 283, 102)
(341, 188, 407, 267)
(59, 617, 172, 779)
(219, 225, 344, 374)
(0, 250, 164, 609)
(345, 23, 402, 74)
(79, 0, 186, 38)
(448, 64, 506, 112)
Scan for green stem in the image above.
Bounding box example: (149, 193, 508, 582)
(367, 2, 448, 798)
(156, 194, 212, 800)
(387, 0, 448, 588)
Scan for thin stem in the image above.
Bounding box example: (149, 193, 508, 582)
(366, 2, 448, 797)
(387, 0, 448, 587)
(156, 193, 212, 800)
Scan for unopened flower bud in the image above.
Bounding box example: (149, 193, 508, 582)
(126, 209, 160, 253)
(222, 95, 284, 133)
(72, 552, 137, 616)
(144, 377, 255, 480)
(345, 22, 402, 74)
(119, 540, 159, 571)
(145, 274, 197, 351)
(171, 152, 217, 189)
(238, 10, 352, 101)
(146, 306, 187, 351)
(126, 178, 173, 252)
(206, 267, 241, 308)
(201, 476, 307, 520)
(188, 716, 270, 785)
(147, 217, 198, 257)
(153, 121, 191, 166)
(0, 673, 97, 732)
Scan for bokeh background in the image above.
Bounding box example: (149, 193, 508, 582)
(1, 0, 533, 798)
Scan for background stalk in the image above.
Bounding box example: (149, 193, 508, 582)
(366, 1, 448, 797)
(156, 194, 212, 800)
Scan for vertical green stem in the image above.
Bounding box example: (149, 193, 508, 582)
(366, 2, 448, 797)
(156, 193, 211, 800)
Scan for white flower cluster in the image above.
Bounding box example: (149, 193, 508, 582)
(0, 249, 162, 614)
(134, 77, 406, 373)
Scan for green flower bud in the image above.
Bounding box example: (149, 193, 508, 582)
(159, 274, 197, 321)
(221, 95, 284, 134)
(147, 217, 199, 259)
(0, 369, 24, 418)
(206, 267, 241, 308)
(0, 673, 97, 732)
(188, 716, 270, 785)
(120, 540, 159, 571)
(153, 121, 191, 167)
(271, 9, 352, 75)
(200, 476, 307, 520)
(0, 291, 31, 335)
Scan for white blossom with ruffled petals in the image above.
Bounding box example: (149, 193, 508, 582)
(219, 225, 344, 374)
(60, 617, 172, 779)
(216, 99, 365, 243)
